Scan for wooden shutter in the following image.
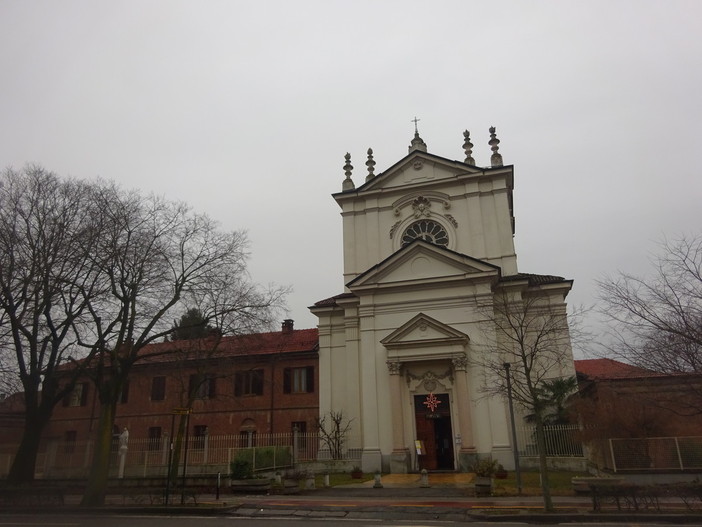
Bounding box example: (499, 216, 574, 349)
(283, 368, 291, 393)
(306, 366, 314, 393)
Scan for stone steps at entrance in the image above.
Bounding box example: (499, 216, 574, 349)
(345, 473, 475, 488)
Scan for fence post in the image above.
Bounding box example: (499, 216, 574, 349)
(609, 438, 618, 473)
(161, 434, 169, 467)
(674, 437, 684, 470)
(292, 426, 299, 468)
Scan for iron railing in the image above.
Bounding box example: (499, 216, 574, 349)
(0, 431, 362, 479)
(607, 436, 702, 472)
(515, 424, 584, 458)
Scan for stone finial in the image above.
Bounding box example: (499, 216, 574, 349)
(342, 152, 355, 191)
(408, 116, 427, 153)
(409, 131, 427, 153)
(365, 148, 376, 182)
(489, 126, 503, 167)
(462, 130, 475, 165)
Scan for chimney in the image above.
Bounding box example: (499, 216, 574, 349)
(282, 319, 294, 333)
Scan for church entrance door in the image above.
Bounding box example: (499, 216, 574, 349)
(414, 393, 454, 470)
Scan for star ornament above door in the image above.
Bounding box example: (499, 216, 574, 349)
(423, 392, 441, 412)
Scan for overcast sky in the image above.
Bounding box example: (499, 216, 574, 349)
(1, 1, 700, 357)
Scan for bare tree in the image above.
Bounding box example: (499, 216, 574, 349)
(163, 298, 287, 487)
(316, 411, 353, 460)
(0, 166, 102, 483)
(76, 182, 287, 506)
(598, 235, 702, 412)
(475, 284, 577, 512)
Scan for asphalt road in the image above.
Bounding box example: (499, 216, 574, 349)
(0, 514, 697, 527)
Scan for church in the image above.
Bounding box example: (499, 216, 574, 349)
(310, 126, 576, 474)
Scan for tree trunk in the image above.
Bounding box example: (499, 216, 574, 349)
(7, 409, 49, 484)
(169, 414, 188, 481)
(533, 415, 554, 512)
(6, 380, 56, 485)
(80, 400, 116, 506)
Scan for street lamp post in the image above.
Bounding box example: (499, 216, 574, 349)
(504, 362, 522, 494)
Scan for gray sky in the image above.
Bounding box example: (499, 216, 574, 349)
(1, 1, 700, 357)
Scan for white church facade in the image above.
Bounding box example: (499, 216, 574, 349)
(310, 127, 576, 474)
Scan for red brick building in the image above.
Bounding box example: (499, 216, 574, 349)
(44, 320, 319, 450)
(574, 358, 702, 438)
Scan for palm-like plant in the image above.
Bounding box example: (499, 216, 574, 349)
(526, 376, 578, 425)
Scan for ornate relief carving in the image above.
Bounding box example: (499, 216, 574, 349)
(413, 159, 423, 170)
(423, 378, 438, 392)
(412, 196, 432, 218)
(405, 368, 452, 388)
(389, 221, 401, 239)
(386, 361, 402, 375)
(392, 192, 451, 216)
(445, 214, 458, 228)
(452, 353, 468, 371)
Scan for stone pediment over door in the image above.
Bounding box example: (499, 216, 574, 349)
(347, 239, 501, 292)
(381, 313, 469, 363)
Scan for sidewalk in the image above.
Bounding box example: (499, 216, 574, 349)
(6, 473, 702, 524)
(225, 485, 702, 524)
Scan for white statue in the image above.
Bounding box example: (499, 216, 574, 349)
(119, 427, 129, 448)
(117, 427, 129, 479)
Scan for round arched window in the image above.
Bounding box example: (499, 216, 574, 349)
(401, 220, 449, 247)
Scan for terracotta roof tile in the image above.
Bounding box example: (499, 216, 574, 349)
(130, 328, 319, 365)
(312, 292, 355, 307)
(574, 358, 657, 380)
(501, 273, 569, 286)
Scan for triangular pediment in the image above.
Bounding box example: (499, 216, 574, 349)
(381, 313, 469, 350)
(347, 239, 500, 291)
(357, 151, 483, 193)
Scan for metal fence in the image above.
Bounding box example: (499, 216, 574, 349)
(608, 436, 702, 472)
(515, 424, 584, 458)
(0, 431, 362, 480)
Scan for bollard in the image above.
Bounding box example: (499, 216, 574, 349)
(420, 468, 430, 488)
(323, 473, 330, 488)
(373, 471, 383, 488)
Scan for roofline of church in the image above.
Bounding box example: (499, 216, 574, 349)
(332, 150, 514, 200)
